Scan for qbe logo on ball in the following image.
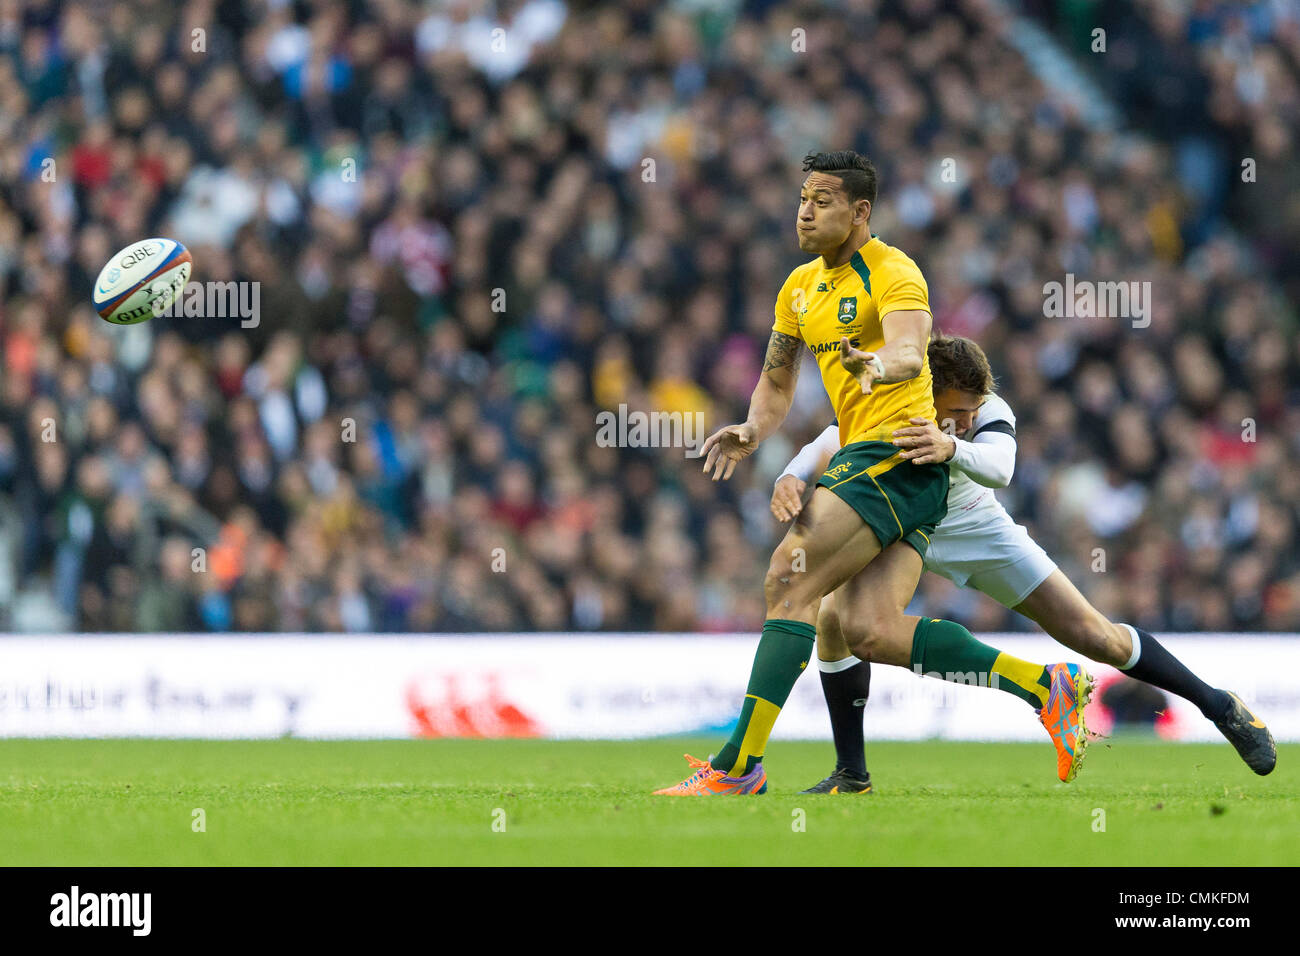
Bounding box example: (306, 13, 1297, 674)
(93, 237, 193, 325)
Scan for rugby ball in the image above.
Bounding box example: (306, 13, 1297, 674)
(93, 238, 193, 325)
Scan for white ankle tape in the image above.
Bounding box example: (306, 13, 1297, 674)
(817, 656, 861, 674)
(1118, 624, 1141, 670)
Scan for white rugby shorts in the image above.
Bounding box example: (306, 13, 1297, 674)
(923, 494, 1057, 609)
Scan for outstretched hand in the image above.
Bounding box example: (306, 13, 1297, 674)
(699, 422, 759, 481)
(838, 337, 885, 394)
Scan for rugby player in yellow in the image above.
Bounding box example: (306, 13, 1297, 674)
(654, 151, 1092, 795)
(778, 335, 1275, 794)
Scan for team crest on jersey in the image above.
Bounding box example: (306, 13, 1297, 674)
(837, 297, 858, 323)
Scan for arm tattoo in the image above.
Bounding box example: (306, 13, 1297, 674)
(762, 331, 802, 375)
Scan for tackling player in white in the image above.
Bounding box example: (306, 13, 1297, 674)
(773, 334, 1276, 792)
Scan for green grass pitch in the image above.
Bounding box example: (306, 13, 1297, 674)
(0, 737, 1293, 866)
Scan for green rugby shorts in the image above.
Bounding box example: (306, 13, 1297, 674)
(816, 440, 949, 557)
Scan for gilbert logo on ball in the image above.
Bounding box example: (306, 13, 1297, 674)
(93, 238, 193, 325)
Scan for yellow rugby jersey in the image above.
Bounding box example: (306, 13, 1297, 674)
(773, 236, 935, 447)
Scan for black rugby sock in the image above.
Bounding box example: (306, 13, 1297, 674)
(1119, 625, 1232, 721)
(818, 656, 871, 779)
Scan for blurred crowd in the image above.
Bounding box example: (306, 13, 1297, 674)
(1035, 0, 1300, 290)
(0, 0, 1298, 635)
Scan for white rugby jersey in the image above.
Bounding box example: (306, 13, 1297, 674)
(944, 392, 1017, 515)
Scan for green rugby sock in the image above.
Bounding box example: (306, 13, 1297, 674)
(910, 617, 1050, 707)
(714, 619, 815, 776)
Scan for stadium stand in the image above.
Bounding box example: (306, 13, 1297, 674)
(0, 0, 1297, 635)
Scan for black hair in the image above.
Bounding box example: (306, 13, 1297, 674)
(801, 150, 878, 206)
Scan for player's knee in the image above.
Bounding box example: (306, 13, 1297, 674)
(840, 615, 881, 662)
(764, 545, 812, 604)
(762, 562, 789, 605)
